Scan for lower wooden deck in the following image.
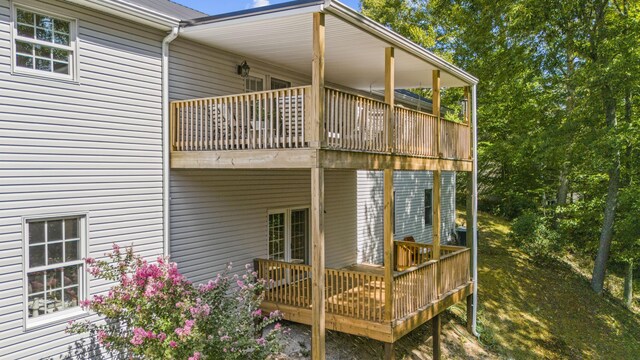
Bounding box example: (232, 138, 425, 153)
(260, 281, 474, 343)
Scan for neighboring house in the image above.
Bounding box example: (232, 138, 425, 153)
(0, 1, 478, 359)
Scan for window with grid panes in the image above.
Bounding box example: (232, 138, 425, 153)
(267, 208, 308, 264)
(13, 7, 75, 79)
(25, 216, 84, 323)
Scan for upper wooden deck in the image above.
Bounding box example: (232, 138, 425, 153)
(170, 86, 473, 171)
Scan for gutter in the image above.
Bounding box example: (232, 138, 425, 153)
(471, 84, 479, 337)
(162, 26, 180, 257)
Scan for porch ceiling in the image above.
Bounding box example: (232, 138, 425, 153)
(180, 3, 474, 90)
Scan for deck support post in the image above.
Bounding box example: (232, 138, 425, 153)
(384, 342, 395, 360)
(383, 168, 394, 322)
(385, 47, 394, 152)
(432, 313, 442, 360)
(432, 70, 442, 297)
(311, 167, 325, 360)
(310, 12, 325, 149)
(466, 294, 474, 333)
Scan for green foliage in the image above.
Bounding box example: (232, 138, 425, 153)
(67, 245, 286, 360)
(510, 212, 561, 261)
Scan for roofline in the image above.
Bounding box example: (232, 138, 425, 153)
(325, 1, 478, 85)
(67, 0, 181, 30)
(181, 0, 327, 27)
(181, 0, 478, 86)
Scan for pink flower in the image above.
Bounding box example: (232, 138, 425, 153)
(157, 333, 167, 342)
(252, 309, 262, 317)
(84, 257, 95, 264)
(88, 267, 101, 276)
(188, 352, 202, 360)
(130, 327, 151, 346)
(112, 243, 121, 253)
(79, 299, 91, 308)
(96, 330, 107, 344)
(169, 340, 177, 348)
(274, 323, 282, 330)
(256, 337, 266, 346)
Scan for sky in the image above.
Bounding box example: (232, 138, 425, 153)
(173, 0, 361, 16)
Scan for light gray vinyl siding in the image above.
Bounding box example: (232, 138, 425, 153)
(0, 0, 165, 358)
(169, 37, 310, 101)
(170, 170, 357, 284)
(357, 171, 457, 265)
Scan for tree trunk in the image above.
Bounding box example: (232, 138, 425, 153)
(557, 170, 569, 206)
(591, 86, 620, 295)
(624, 262, 633, 308)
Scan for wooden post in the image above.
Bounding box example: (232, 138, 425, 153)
(432, 70, 441, 157)
(432, 314, 442, 360)
(433, 169, 442, 296)
(466, 293, 474, 333)
(310, 12, 325, 148)
(383, 168, 394, 322)
(385, 47, 394, 152)
(384, 342, 395, 360)
(311, 167, 325, 360)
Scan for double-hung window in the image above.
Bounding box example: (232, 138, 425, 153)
(25, 216, 85, 326)
(13, 7, 76, 80)
(268, 208, 309, 264)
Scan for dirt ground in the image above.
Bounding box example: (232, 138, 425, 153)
(276, 311, 496, 360)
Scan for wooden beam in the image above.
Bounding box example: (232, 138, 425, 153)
(383, 168, 394, 322)
(385, 47, 394, 152)
(432, 314, 441, 360)
(433, 169, 442, 297)
(432, 70, 441, 156)
(466, 294, 474, 333)
(311, 166, 325, 360)
(310, 12, 325, 148)
(170, 149, 318, 169)
(319, 150, 473, 172)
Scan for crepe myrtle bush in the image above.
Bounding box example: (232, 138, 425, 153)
(67, 244, 287, 360)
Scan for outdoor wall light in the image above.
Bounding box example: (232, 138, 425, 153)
(237, 61, 250, 78)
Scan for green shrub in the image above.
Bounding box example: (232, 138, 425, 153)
(510, 212, 561, 261)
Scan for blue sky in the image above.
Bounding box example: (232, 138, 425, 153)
(173, 0, 361, 15)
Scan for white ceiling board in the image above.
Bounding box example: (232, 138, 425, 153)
(180, 12, 470, 90)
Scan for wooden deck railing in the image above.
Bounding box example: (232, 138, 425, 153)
(171, 87, 472, 161)
(171, 86, 310, 151)
(393, 260, 438, 319)
(439, 247, 471, 296)
(254, 259, 385, 322)
(394, 107, 438, 157)
(440, 119, 471, 159)
(324, 87, 389, 153)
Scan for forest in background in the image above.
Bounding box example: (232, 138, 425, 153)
(360, 0, 639, 306)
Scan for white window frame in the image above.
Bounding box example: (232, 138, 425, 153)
(11, 2, 79, 82)
(267, 206, 310, 264)
(22, 213, 88, 330)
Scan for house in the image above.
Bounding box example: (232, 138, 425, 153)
(0, 1, 478, 359)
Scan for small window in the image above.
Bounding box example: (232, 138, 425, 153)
(424, 189, 433, 225)
(25, 216, 85, 325)
(270, 77, 291, 90)
(245, 75, 264, 92)
(268, 208, 309, 264)
(13, 7, 76, 79)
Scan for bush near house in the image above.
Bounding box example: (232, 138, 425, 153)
(67, 245, 286, 360)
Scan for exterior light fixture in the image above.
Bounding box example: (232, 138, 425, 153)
(237, 61, 250, 78)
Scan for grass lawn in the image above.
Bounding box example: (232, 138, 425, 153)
(465, 211, 640, 359)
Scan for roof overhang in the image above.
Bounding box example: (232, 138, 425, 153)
(66, 0, 180, 30)
(180, 0, 478, 90)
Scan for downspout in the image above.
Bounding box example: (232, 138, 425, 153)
(162, 26, 179, 257)
(471, 84, 479, 337)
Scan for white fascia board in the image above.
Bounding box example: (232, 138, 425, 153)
(180, 3, 325, 34)
(67, 0, 180, 30)
(325, 0, 479, 85)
